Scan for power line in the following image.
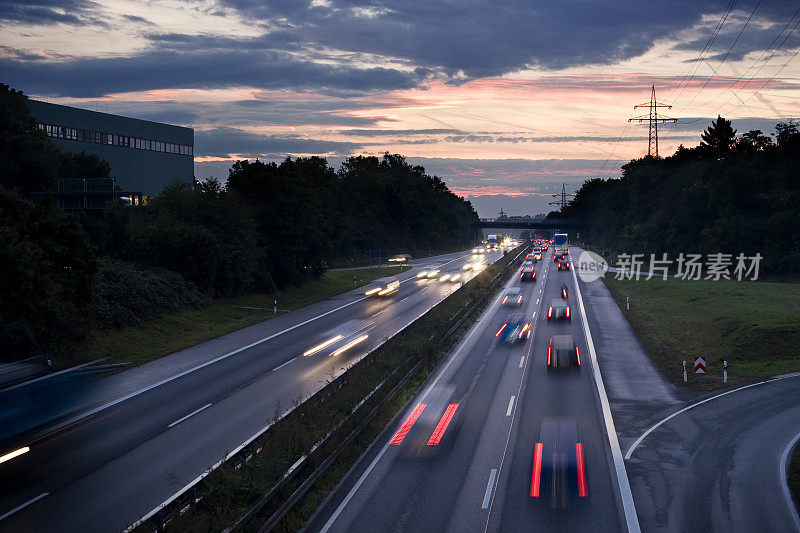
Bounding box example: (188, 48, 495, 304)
(678, 0, 763, 112)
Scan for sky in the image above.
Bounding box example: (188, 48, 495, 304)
(2, 0, 799, 216)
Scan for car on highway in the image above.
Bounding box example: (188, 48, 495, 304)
(531, 417, 587, 508)
(501, 287, 523, 306)
(557, 260, 571, 271)
(447, 272, 462, 282)
(547, 335, 581, 369)
(364, 277, 400, 297)
(526, 252, 538, 263)
(547, 299, 570, 321)
(520, 265, 537, 282)
(495, 313, 531, 345)
(388, 254, 411, 263)
(521, 259, 534, 269)
(417, 267, 441, 279)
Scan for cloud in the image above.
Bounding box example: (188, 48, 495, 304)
(194, 126, 362, 158)
(0, 0, 106, 27)
(1, 48, 423, 98)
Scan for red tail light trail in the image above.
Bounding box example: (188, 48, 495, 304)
(576, 346, 581, 365)
(427, 403, 459, 445)
(390, 403, 426, 445)
(502, 296, 508, 304)
(495, 324, 507, 337)
(576, 443, 588, 497)
(530, 442, 543, 497)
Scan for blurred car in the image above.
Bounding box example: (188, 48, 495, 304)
(547, 299, 571, 321)
(495, 313, 531, 345)
(547, 335, 581, 369)
(501, 287, 523, 306)
(531, 417, 587, 508)
(522, 259, 534, 269)
(553, 253, 560, 263)
(560, 283, 568, 299)
(388, 254, 411, 263)
(558, 260, 571, 271)
(365, 277, 400, 297)
(447, 272, 463, 282)
(520, 266, 537, 282)
(417, 267, 441, 279)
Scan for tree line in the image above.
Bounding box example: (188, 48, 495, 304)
(0, 84, 478, 361)
(557, 115, 800, 273)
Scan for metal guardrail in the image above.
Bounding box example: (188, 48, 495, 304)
(133, 245, 529, 533)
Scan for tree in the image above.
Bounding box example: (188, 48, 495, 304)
(0, 84, 60, 193)
(775, 121, 800, 149)
(737, 130, 772, 152)
(700, 115, 737, 155)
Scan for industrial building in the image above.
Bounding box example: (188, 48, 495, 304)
(26, 99, 194, 196)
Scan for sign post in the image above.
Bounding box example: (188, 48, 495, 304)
(694, 356, 706, 374)
(683, 360, 687, 383)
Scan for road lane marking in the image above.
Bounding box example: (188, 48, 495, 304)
(271, 357, 297, 372)
(505, 396, 515, 416)
(320, 442, 390, 533)
(427, 403, 459, 445)
(168, 403, 212, 428)
(625, 375, 800, 459)
(389, 403, 427, 445)
(481, 469, 498, 509)
(0, 493, 48, 522)
(571, 261, 641, 533)
(518, 357, 524, 368)
(780, 429, 800, 530)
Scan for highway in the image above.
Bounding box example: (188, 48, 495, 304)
(0, 247, 506, 532)
(309, 246, 629, 532)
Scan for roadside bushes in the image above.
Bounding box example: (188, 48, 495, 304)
(91, 259, 207, 329)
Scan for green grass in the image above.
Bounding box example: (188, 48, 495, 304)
(603, 276, 800, 389)
(75, 265, 409, 368)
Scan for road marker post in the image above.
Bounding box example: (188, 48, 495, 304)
(724, 360, 728, 384)
(683, 360, 687, 383)
(274, 299, 277, 315)
(626, 296, 629, 310)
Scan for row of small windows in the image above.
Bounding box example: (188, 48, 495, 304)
(38, 123, 193, 156)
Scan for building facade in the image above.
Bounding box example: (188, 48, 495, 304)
(26, 99, 193, 196)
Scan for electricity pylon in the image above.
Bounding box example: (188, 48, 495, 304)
(628, 85, 677, 158)
(549, 183, 575, 211)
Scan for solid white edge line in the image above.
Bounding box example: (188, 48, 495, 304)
(571, 264, 641, 533)
(625, 381, 770, 460)
(271, 357, 297, 372)
(167, 403, 212, 428)
(779, 430, 800, 531)
(0, 493, 49, 522)
(505, 396, 515, 416)
(481, 469, 498, 509)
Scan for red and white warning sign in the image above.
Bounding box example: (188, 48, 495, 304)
(694, 356, 706, 374)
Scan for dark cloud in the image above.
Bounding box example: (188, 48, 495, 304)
(0, 0, 105, 27)
(122, 14, 153, 25)
(219, 0, 791, 78)
(195, 126, 362, 158)
(1, 48, 422, 97)
(337, 128, 462, 136)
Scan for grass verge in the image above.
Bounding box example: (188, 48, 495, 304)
(149, 247, 525, 532)
(74, 265, 409, 369)
(603, 276, 800, 390)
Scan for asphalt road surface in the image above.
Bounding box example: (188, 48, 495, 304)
(309, 247, 628, 533)
(0, 247, 506, 532)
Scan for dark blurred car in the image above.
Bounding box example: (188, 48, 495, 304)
(547, 299, 571, 321)
(557, 260, 571, 271)
(547, 335, 581, 369)
(530, 417, 587, 508)
(520, 266, 537, 282)
(501, 287, 523, 306)
(495, 313, 531, 344)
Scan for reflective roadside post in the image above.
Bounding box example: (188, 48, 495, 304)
(274, 299, 277, 315)
(683, 360, 687, 383)
(724, 360, 728, 384)
(626, 296, 630, 310)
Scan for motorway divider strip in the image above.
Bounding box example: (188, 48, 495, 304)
(130, 245, 529, 533)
